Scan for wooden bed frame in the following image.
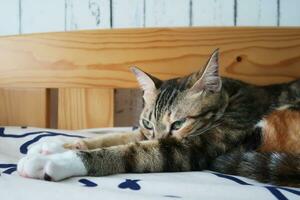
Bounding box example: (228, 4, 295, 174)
(0, 27, 300, 129)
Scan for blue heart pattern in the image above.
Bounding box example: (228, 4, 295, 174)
(118, 179, 141, 190)
(79, 179, 98, 187)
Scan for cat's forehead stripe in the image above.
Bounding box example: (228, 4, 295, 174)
(154, 89, 165, 119)
(148, 111, 153, 121)
(165, 88, 177, 110)
(151, 76, 193, 120)
(155, 89, 169, 119)
(154, 86, 178, 120)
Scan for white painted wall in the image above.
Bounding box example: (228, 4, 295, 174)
(192, 0, 235, 26)
(0, 0, 299, 36)
(21, 0, 65, 34)
(0, 0, 19, 35)
(280, 0, 300, 25)
(236, 0, 278, 26)
(112, 0, 144, 28)
(66, 0, 111, 30)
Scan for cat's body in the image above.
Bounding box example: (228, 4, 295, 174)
(17, 50, 300, 187)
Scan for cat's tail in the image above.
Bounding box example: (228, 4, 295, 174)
(209, 150, 300, 187)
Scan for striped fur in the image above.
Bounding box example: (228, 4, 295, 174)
(210, 150, 300, 187)
(72, 50, 300, 187)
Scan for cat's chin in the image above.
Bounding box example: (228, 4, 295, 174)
(17, 151, 87, 181)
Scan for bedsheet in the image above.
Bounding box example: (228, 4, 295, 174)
(0, 126, 299, 200)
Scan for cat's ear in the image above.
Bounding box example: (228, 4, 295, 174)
(190, 49, 221, 94)
(130, 67, 162, 101)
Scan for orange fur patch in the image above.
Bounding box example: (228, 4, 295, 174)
(259, 108, 300, 154)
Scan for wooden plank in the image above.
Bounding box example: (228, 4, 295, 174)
(58, 88, 113, 129)
(0, 0, 19, 36)
(145, 0, 190, 27)
(280, 0, 300, 26)
(0, 28, 300, 88)
(114, 0, 191, 126)
(21, 0, 65, 33)
(66, 0, 110, 30)
(62, 0, 113, 129)
(0, 88, 48, 127)
(236, 0, 278, 26)
(112, 0, 192, 126)
(112, 0, 145, 126)
(112, 0, 144, 28)
(20, 0, 65, 128)
(0, 0, 51, 128)
(192, 0, 234, 26)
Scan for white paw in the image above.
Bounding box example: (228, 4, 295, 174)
(17, 151, 87, 181)
(27, 141, 66, 155)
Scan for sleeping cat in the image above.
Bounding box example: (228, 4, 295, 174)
(18, 49, 300, 187)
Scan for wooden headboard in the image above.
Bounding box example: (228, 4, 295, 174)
(0, 27, 300, 129)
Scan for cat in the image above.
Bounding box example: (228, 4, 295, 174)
(17, 49, 300, 187)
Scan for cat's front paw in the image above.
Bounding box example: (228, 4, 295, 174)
(27, 141, 66, 155)
(17, 151, 87, 181)
(63, 139, 88, 150)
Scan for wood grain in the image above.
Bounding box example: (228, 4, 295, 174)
(0, 27, 300, 88)
(0, 88, 48, 127)
(63, 0, 113, 129)
(58, 88, 114, 129)
(112, 0, 145, 126)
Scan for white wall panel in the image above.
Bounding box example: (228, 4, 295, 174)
(1, 0, 300, 36)
(192, 0, 234, 26)
(66, 0, 110, 30)
(21, 0, 65, 33)
(280, 0, 300, 26)
(145, 0, 190, 27)
(0, 0, 19, 35)
(236, 0, 278, 26)
(112, 0, 144, 28)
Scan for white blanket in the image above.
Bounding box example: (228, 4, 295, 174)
(0, 126, 299, 200)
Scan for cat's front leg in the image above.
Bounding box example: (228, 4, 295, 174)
(19, 140, 161, 181)
(64, 129, 145, 150)
(27, 129, 145, 156)
(18, 137, 207, 181)
(80, 137, 195, 176)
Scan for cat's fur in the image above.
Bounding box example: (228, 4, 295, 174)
(18, 49, 300, 187)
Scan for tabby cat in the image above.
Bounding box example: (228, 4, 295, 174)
(18, 49, 300, 187)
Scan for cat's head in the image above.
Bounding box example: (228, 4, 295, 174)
(131, 49, 228, 140)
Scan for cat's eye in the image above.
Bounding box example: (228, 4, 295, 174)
(171, 119, 186, 131)
(142, 119, 153, 130)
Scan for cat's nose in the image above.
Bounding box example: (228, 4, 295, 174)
(155, 132, 169, 139)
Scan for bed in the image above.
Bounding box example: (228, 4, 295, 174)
(0, 27, 300, 199)
(1, 126, 299, 200)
